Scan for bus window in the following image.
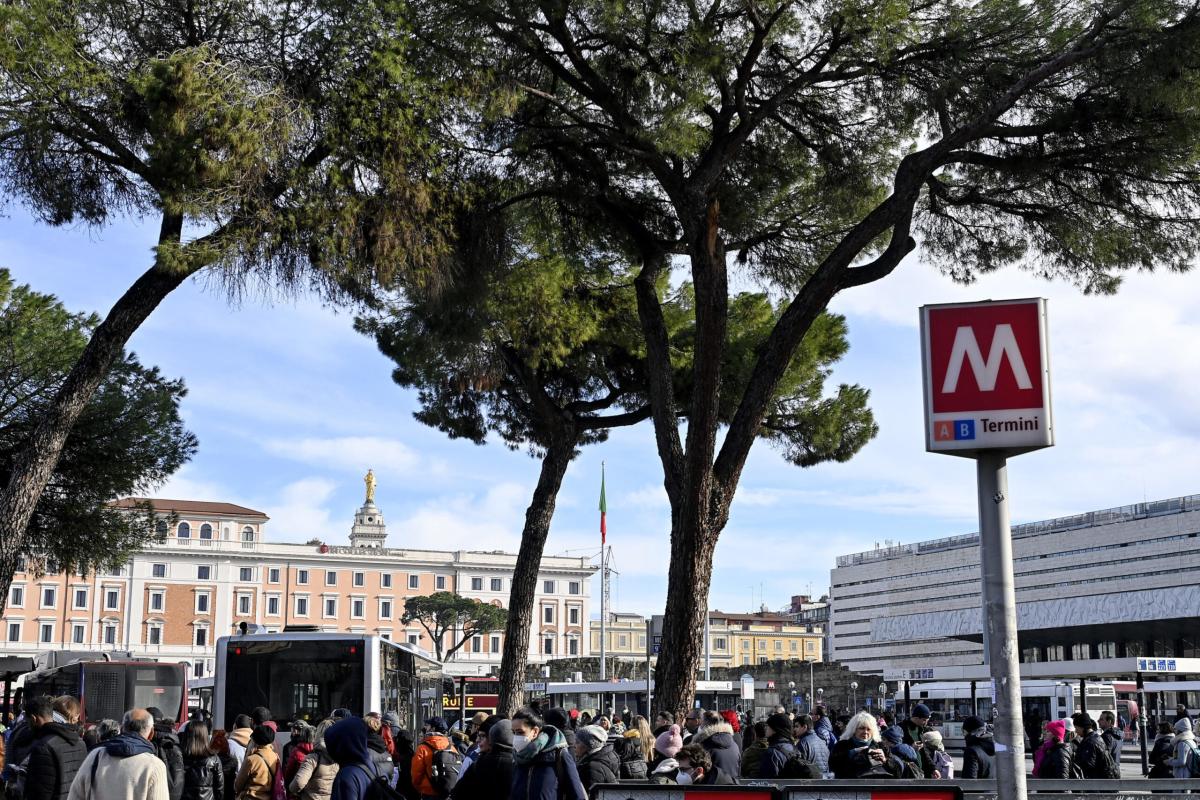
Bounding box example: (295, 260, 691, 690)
(224, 640, 364, 726)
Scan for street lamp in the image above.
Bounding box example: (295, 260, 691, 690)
(806, 659, 816, 713)
(850, 681, 858, 711)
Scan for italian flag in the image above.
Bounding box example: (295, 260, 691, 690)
(599, 464, 607, 545)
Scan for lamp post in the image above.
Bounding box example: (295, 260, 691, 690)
(879, 682, 888, 711)
(850, 681, 858, 712)
(788, 680, 795, 709)
(816, 687, 824, 711)
(806, 659, 816, 713)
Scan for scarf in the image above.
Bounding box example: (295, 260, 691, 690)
(513, 726, 567, 766)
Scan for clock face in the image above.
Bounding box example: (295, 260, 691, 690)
(367, 517, 374, 522)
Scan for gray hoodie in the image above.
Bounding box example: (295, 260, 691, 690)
(1168, 718, 1196, 779)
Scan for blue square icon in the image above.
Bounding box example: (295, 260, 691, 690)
(954, 420, 976, 440)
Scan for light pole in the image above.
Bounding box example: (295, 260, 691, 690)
(816, 687, 824, 711)
(879, 682, 888, 711)
(807, 660, 815, 713)
(788, 680, 795, 710)
(850, 681, 858, 712)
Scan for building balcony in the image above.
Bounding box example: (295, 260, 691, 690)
(151, 538, 260, 553)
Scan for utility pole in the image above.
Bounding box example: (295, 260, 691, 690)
(599, 545, 608, 681)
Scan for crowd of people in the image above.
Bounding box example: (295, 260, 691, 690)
(0, 694, 1192, 800)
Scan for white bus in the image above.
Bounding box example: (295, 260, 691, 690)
(214, 631, 444, 739)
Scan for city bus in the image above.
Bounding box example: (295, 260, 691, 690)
(214, 631, 444, 738)
(443, 676, 500, 728)
(188, 676, 214, 716)
(898, 680, 1117, 747)
(22, 658, 188, 727)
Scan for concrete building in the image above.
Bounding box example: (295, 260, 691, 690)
(830, 493, 1200, 675)
(787, 594, 832, 662)
(0, 489, 595, 678)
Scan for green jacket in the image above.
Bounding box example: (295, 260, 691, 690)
(740, 739, 769, 778)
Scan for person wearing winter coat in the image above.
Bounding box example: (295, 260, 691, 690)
(811, 708, 838, 750)
(148, 709, 185, 800)
(227, 718, 254, 772)
(180, 722, 224, 800)
(544, 709, 577, 750)
(692, 711, 741, 779)
(920, 731, 954, 779)
(651, 725, 683, 770)
(289, 721, 339, 800)
(959, 716, 995, 779)
(389, 728, 418, 800)
(324, 717, 377, 800)
(67, 709, 169, 800)
(509, 708, 586, 800)
(233, 727, 279, 800)
(1167, 716, 1197, 779)
(899, 705, 931, 747)
(1147, 721, 1176, 779)
(573, 725, 619, 795)
(792, 715, 829, 775)
(739, 723, 769, 778)
(880, 724, 921, 777)
(411, 717, 454, 799)
(759, 714, 799, 779)
(451, 719, 514, 800)
(363, 717, 393, 782)
(1071, 714, 1116, 779)
(209, 730, 239, 800)
(1031, 721, 1070, 779)
(25, 695, 88, 800)
(283, 725, 316, 799)
(676, 744, 735, 785)
(828, 712, 901, 780)
(1098, 711, 1123, 768)
(615, 723, 649, 780)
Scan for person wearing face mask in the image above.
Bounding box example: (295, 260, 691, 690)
(828, 712, 901, 779)
(509, 708, 586, 800)
(675, 745, 734, 786)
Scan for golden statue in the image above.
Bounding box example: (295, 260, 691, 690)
(364, 469, 377, 503)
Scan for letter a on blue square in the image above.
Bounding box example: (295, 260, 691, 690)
(954, 419, 976, 440)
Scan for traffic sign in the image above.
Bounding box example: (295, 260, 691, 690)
(920, 298, 1053, 455)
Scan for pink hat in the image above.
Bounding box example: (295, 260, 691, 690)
(1045, 720, 1066, 743)
(655, 724, 683, 758)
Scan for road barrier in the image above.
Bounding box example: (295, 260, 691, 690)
(592, 779, 1199, 800)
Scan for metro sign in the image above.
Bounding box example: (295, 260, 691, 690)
(920, 298, 1053, 454)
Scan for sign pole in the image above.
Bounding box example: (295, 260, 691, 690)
(645, 619, 653, 716)
(977, 451, 1027, 800)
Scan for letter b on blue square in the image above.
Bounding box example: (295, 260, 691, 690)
(954, 419, 975, 440)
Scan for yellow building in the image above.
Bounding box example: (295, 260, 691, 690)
(589, 612, 649, 658)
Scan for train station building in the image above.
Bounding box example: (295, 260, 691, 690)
(0, 491, 596, 679)
(830, 493, 1200, 675)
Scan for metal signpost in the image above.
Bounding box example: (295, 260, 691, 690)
(920, 298, 1054, 800)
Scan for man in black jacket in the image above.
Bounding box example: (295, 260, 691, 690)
(1098, 711, 1123, 767)
(147, 707, 185, 800)
(572, 725, 619, 795)
(1071, 714, 1119, 779)
(25, 695, 87, 800)
(452, 719, 515, 800)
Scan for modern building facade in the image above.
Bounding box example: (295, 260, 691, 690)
(0, 491, 596, 678)
(830, 493, 1200, 675)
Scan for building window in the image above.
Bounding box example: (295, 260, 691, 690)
(195, 593, 210, 614)
(568, 607, 579, 625)
(178, 522, 190, 538)
(409, 575, 421, 590)
(543, 580, 555, 594)
(353, 572, 365, 588)
(107, 566, 123, 577)
(155, 520, 169, 537)
(1097, 641, 1117, 659)
(194, 627, 208, 647)
(72, 589, 87, 610)
(490, 578, 502, 592)
(1046, 645, 1065, 661)
(775, 640, 782, 651)
(41, 586, 56, 609)
(326, 571, 337, 586)
(39, 623, 53, 643)
(380, 600, 392, 619)
(105, 589, 119, 610)
(324, 598, 337, 618)
(200, 523, 213, 540)
(491, 635, 500, 653)
(381, 573, 392, 589)
(239, 567, 253, 582)
(268, 567, 280, 584)
(147, 626, 162, 646)
(569, 581, 580, 595)
(297, 569, 309, 585)
(149, 591, 164, 612)
(436, 576, 446, 590)
(408, 633, 419, 646)
(543, 637, 554, 655)
(758, 656, 767, 665)
(198, 565, 211, 581)
(543, 606, 554, 624)
(639, 635, 647, 648)
(715, 637, 727, 650)
(152, 563, 167, 578)
(103, 624, 117, 645)
(8, 586, 22, 608)
(6, 623, 19, 642)
(806, 641, 815, 651)
(266, 596, 280, 616)
(1071, 643, 1091, 660)
(351, 599, 364, 618)
(194, 662, 205, 678)
(569, 638, 578, 656)
(619, 634, 628, 648)
(295, 596, 309, 617)
(790, 640, 798, 651)
(471, 578, 483, 591)
(237, 595, 251, 616)
(472, 635, 482, 653)
(242, 526, 255, 542)
(71, 624, 85, 644)
(758, 640, 766, 650)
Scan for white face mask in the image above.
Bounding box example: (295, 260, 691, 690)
(512, 734, 529, 751)
(676, 770, 693, 785)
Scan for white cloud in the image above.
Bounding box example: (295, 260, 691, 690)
(261, 478, 340, 541)
(263, 436, 422, 476)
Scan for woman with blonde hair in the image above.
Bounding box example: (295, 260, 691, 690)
(615, 715, 652, 778)
(828, 711, 900, 779)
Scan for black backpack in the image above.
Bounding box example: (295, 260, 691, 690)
(428, 745, 463, 797)
(353, 764, 404, 800)
(779, 750, 821, 779)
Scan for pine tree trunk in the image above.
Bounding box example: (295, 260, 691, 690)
(498, 435, 575, 716)
(0, 214, 187, 617)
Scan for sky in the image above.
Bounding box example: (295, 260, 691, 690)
(6, 203, 1200, 619)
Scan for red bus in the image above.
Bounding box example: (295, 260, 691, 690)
(443, 676, 499, 727)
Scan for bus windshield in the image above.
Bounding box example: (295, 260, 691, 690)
(224, 639, 364, 726)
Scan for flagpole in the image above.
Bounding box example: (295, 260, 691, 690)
(599, 463, 607, 682)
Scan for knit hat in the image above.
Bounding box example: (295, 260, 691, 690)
(489, 719, 514, 750)
(1176, 717, 1193, 734)
(962, 716, 987, 736)
(382, 711, 401, 729)
(912, 704, 932, 720)
(425, 716, 448, 733)
(1045, 720, 1066, 743)
(251, 725, 275, 747)
(655, 724, 683, 757)
(544, 708, 571, 732)
(569, 708, 579, 720)
(881, 725, 903, 744)
(766, 713, 792, 736)
(577, 725, 608, 754)
(922, 730, 944, 750)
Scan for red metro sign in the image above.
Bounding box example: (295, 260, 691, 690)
(920, 298, 1054, 454)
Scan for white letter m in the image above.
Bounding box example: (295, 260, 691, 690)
(941, 324, 1032, 393)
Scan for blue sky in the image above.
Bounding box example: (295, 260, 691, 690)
(6, 203, 1200, 618)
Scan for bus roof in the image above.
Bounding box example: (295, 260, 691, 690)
(217, 632, 441, 666)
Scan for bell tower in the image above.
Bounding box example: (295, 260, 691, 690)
(350, 469, 387, 548)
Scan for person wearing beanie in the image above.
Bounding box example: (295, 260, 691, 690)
(760, 713, 800, 779)
(1148, 721, 1176, 779)
(1168, 715, 1196, 778)
(1071, 713, 1117, 779)
(572, 725, 619, 795)
(880, 724, 921, 777)
(920, 730, 954, 779)
(412, 717, 455, 799)
(451, 719, 515, 800)
(900, 704, 931, 746)
(543, 709, 576, 749)
(1032, 720, 1071, 779)
(960, 715, 994, 779)
(233, 726, 279, 800)
(653, 724, 683, 768)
